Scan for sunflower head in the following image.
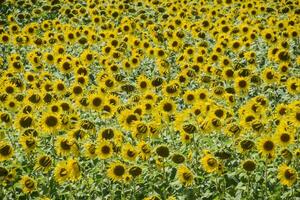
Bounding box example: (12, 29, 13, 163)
(278, 164, 297, 187)
(242, 160, 256, 172)
(257, 136, 276, 158)
(107, 162, 126, 182)
(0, 141, 14, 162)
(96, 140, 113, 159)
(177, 165, 194, 187)
(156, 145, 170, 158)
(201, 154, 218, 173)
(20, 176, 37, 193)
(54, 161, 70, 184)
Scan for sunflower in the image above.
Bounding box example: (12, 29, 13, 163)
(183, 90, 197, 105)
(257, 136, 276, 158)
(131, 121, 148, 140)
(20, 176, 37, 193)
(137, 141, 152, 161)
(261, 67, 278, 84)
(54, 160, 70, 184)
(278, 164, 297, 187)
(286, 77, 299, 95)
(40, 112, 60, 133)
(234, 77, 250, 94)
(97, 128, 117, 141)
(118, 110, 139, 130)
(288, 108, 300, 127)
(96, 140, 113, 159)
(241, 160, 256, 172)
(171, 153, 186, 164)
(35, 155, 52, 172)
(67, 158, 81, 181)
(275, 130, 294, 147)
(55, 136, 78, 157)
(19, 135, 38, 153)
(201, 154, 218, 173)
(101, 102, 116, 119)
(122, 143, 138, 162)
(14, 113, 34, 131)
(0, 141, 14, 162)
(88, 93, 104, 111)
(159, 98, 177, 115)
(107, 162, 127, 182)
(180, 131, 192, 144)
(83, 142, 97, 159)
(137, 75, 151, 92)
(156, 145, 170, 158)
(129, 166, 143, 179)
(177, 165, 194, 187)
(5, 96, 19, 112)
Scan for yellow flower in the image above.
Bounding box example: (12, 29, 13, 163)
(257, 136, 276, 158)
(0, 141, 14, 162)
(55, 136, 78, 157)
(19, 135, 38, 153)
(35, 155, 52, 172)
(20, 175, 37, 193)
(40, 112, 61, 133)
(177, 165, 194, 187)
(137, 141, 152, 160)
(84, 142, 97, 159)
(122, 143, 138, 162)
(54, 160, 70, 184)
(278, 164, 297, 187)
(201, 154, 218, 173)
(67, 158, 81, 181)
(96, 140, 113, 159)
(107, 162, 126, 182)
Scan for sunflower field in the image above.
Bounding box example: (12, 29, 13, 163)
(0, 0, 299, 199)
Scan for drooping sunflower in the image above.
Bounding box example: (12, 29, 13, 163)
(96, 140, 113, 159)
(20, 175, 37, 193)
(35, 155, 52, 172)
(55, 136, 78, 157)
(177, 165, 194, 187)
(67, 158, 81, 181)
(84, 142, 97, 159)
(0, 141, 14, 161)
(107, 162, 126, 182)
(277, 164, 297, 187)
(201, 153, 218, 173)
(131, 121, 148, 140)
(137, 141, 152, 161)
(19, 135, 38, 153)
(241, 159, 256, 172)
(14, 113, 35, 131)
(128, 165, 143, 179)
(171, 153, 186, 164)
(237, 139, 255, 153)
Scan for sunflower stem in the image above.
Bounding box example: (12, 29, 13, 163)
(264, 159, 269, 198)
(247, 173, 251, 200)
(131, 180, 136, 200)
